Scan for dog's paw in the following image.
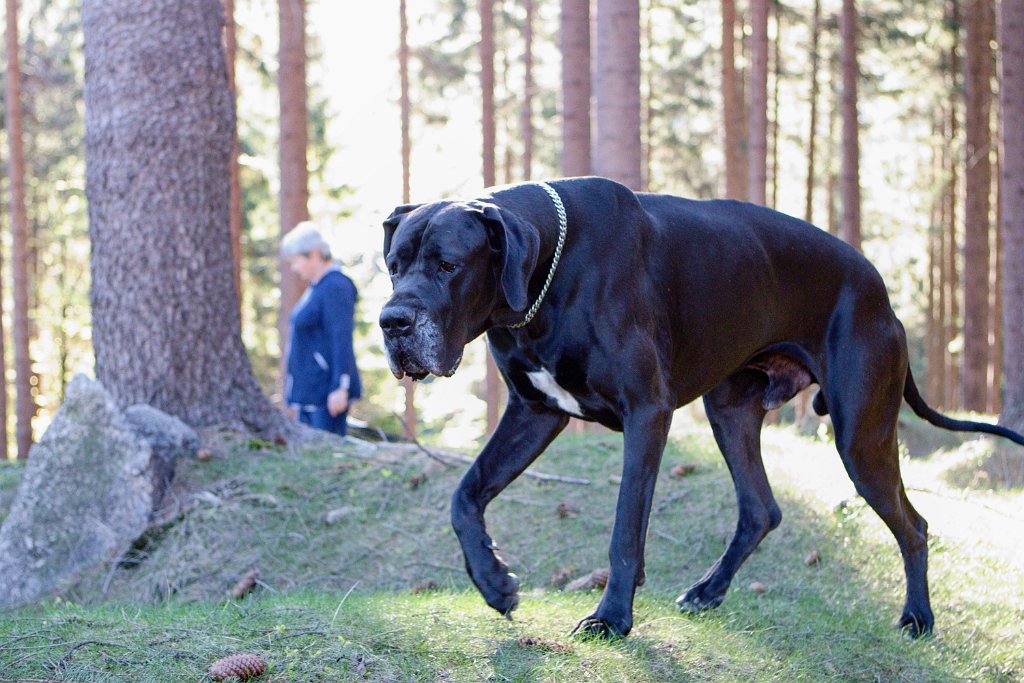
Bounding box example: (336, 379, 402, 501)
(477, 570, 520, 618)
(675, 580, 727, 613)
(569, 614, 631, 639)
(897, 609, 934, 638)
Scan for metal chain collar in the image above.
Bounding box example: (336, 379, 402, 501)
(507, 182, 567, 329)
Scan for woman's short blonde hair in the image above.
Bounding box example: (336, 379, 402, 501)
(281, 221, 332, 259)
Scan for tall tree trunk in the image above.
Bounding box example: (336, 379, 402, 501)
(961, 0, 993, 411)
(224, 0, 242, 304)
(0, 144, 8, 461)
(826, 47, 838, 236)
(747, 0, 769, 205)
(522, 0, 534, 180)
(594, 0, 642, 190)
(769, 0, 782, 209)
(804, 0, 821, 224)
(929, 115, 947, 407)
(839, 0, 861, 250)
(481, 0, 500, 434)
(998, 0, 1024, 431)
(399, 0, 417, 439)
(5, 0, 35, 460)
(722, 0, 745, 199)
(278, 0, 309, 386)
(83, 0, 287, 436)
(561, 0, 591, 177)
(643, 0, 655, 190)
(990, 146, 1002, 414)
(946, 0, 962, 410)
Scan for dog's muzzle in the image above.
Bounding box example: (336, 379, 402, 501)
(380, 304, 461, 380)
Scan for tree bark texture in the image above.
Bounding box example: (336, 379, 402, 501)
(747, 0, 769, 205)
(561, 0, 591, 177)
(278, 0, 309, 375)
(961, 0, 993, 411)
(6, 0, 36, 459)
(722, 0, 746, 200)
(594, 0, 642, 190)
(399, 0, 417, 439)
(839, 0, 862, 250)
(998, 0, 1024, 431)
(945, 1, 962, 410)
(224, 0, 243, 305)
(522, 0, 534, 180)
(804, 0, 821, 224)
(481, 0, 501, 434)
(0, 142, 8, 460)
(84, 0, 287, 436)
(770, 2, 783, 209)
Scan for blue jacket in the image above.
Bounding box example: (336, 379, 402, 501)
(285, 268, 362, 407)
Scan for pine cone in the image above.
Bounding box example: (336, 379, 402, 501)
(209, 653, 266, 681)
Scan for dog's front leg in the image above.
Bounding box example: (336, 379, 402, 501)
(573, 405, 672, 637)
(451, 397, 568, 617)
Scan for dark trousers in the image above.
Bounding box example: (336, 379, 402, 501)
(299, 406, 348, 436)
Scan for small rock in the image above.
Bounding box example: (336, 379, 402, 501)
(195, 448, 213, 462)
(608, 475, 622, 485)
(749, 581, 767, 594)
(804, 550, 822, 566)
(670, 464, 696, 478)
(274, 434, 288, 446)
(413, 580, 438, 594)
(408, 473, 427, 489)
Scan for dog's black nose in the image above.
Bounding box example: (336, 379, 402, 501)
(380, 305, 416, 338)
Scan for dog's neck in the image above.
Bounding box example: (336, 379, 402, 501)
(488, 182, 568, 331)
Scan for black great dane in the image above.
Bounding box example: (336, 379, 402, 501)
(379, 176, 1024, 639)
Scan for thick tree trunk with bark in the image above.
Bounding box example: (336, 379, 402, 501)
(224, 0, 242, 303)
(961, 0, 993, 411)
(6, 0, 36, 459)
(594, 0, 642, 190)
(561, 0, 591, 177)
(999, 0, 1024, 431)
(0, 143, 8, 460)
(722, 0, 746, 199)
(278, 0, 309, 375)
(84, 0, 287, 436)
(747, 0, 769, 205)
(946, 1, 962, 410)
(839, 0, 861, 250)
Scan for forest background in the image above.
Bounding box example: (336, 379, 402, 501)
(0, 0, 1016, 452)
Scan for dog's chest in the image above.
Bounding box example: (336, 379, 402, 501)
(525, 368, 584, 417)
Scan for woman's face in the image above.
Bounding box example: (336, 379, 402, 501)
(288, 253, 323, 283)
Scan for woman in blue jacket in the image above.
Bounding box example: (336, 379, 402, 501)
(281, 223, 362, 435)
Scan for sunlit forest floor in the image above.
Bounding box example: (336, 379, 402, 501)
(0, 416, 1021, 682)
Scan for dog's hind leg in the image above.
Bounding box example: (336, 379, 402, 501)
(826, 324, 933, 637)
(677, 370, 780, 613)
(451, 397, 569, 618)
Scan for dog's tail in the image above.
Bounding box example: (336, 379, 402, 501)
(903, 368, 1024, 446)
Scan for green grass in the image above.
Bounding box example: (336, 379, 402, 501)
(1, 425, 1022, 681)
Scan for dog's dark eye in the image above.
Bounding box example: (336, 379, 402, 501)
(439, 261, 457, 274)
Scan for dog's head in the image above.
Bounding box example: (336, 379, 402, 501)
(379, 200, 540, 380)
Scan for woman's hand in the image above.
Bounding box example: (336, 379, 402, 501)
(327, 388, 349, 416)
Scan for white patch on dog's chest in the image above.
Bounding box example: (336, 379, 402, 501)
(526, 369, 584, 417)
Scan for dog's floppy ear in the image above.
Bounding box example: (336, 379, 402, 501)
(382, 203, 422, 257)
(478, 203, 540, 312)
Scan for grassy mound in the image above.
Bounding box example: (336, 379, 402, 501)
(1, 427, 1022, 681)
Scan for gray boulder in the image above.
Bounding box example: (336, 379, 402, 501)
(125, 404, 199, 512)
(0, 375, 196, 609)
